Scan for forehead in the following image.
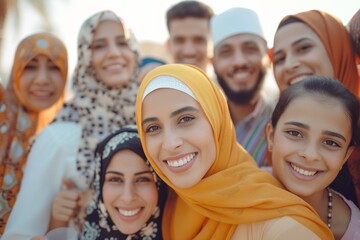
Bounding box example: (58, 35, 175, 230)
(279, 94, 350, 130)
(215, 33, 266, 50)
(168, 17, 209, 36)
(94, 20, 125, 38)
(109, 150, 148, 170)
(274, 22, 322, 50)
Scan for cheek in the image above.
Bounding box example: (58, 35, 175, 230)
(145, 137, 160, 164)
(102, 184, 117, 206)
(141, 185, 158, 209)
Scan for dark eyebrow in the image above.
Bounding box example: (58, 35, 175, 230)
(273, 37, 309, 56)
(142, 106, 199, 126)
(322, 130, 346, 142)
(285, 121, 346, 142)
(284, 121, 309, 130)
(106, 170, 152, 176)
(170, 106, 199, 117)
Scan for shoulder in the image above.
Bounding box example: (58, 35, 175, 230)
(32, 122, 82, 150)
(232, 216, 321, 240)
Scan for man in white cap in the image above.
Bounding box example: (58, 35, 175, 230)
(211, 7, 278, 167)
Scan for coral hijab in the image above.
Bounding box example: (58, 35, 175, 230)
(0, 33, 67, 232)
(279, 10, 360, 97)
(136, 64, 333, 240)
(280, 10, 360, 207)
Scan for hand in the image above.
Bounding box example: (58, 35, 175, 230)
(31, 236, 46, 240)
(48, 179, 82, 230)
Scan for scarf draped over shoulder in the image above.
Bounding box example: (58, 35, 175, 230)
(135, 64, 333, 240)
(0, 32, 68, 232)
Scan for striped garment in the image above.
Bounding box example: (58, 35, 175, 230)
(234, 94, 275, 167)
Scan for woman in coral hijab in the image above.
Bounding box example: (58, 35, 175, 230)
(135, 63, 333, 240)
(0, 32, 68, 233)
(272, 10, 360, 207)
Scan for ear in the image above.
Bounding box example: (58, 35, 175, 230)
(265, 122, 275, 151)
(343, 145, 355, 165)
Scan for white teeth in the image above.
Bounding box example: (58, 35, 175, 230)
(166, 153, 196, 168)
(290, 163, 317, 176)
(106, 64, 124, 71)
(290, 76, 307, 85)
(233, 72, 249, 80)
(119, 208, 141, 217)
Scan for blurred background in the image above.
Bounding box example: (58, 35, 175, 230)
(0, 0, 359, 85)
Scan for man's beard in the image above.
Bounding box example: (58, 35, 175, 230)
(215, 69, 265, 104)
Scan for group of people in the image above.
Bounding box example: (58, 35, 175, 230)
(0, 1, 360, 239)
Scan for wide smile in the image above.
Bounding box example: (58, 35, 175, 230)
(165, 153, 196, 168)
(288, 162, 322, 180)
(286, 74, 312, 86)
(104, 63, 126, 72)
(118, 207, 142, 217)
(30, 90, 54, 99)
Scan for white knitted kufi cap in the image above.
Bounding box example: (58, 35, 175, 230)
(211, 7, 265, 47)
(142, 75, 196, 101)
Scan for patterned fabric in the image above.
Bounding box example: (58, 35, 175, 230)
(0, 33, 68, 233)
(80, 126, 166, 239)
(53, 10, 139, 229)
(235, 93, 275, 166)
(136, 64, 333, 240)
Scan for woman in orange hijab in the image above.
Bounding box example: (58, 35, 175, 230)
(136, 63, 333, 240)
(272, 10, 360, 208)
(0, 32, 68, 233)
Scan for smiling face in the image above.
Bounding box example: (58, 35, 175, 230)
(91, 20, 136, 88)
(213, 33, 268, 94)
(273, 22, 334, 92)
(102, 149, 158, 235)
(167, 17, 210, 71)
(18, 54, 65, 111)
(266, 93, 353, 198)
(142, 88, 216, 189)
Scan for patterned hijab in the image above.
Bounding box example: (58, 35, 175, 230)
(80, 126, 166, 239)
(0, 32, 68, 232)
(53, 10, 139, 226)
(136, 64, 333, 240)
(278, 10, 360, 208)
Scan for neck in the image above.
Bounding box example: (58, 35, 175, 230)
(302, 189, 329, 225)
(228, 98, 257, 125)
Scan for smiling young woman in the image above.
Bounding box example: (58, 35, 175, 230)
(135, 63, 333, 240)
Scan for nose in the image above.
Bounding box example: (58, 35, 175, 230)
(298, 141, 320, 162)
(233, 50, 247, 66)
(108, 42, 123, 58)
(33, 65, 49, 85)
(162, 128, 182, 151)
(121, 182, 136, 203)
(182, 41, 196, 56)
(283, 54, 300, 72)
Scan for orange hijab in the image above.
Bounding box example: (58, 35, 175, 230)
(280, 10, 360, 207)
(279, 10, 360, 97)
(0, 32, 68, 232)
(136, 64, 333, 240)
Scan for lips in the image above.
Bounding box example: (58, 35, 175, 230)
(104, 63, 125, 71)
(286, 74, 312, 86)
(118, 207, 142, 217)
(289, 162, 319, 177)
(30, 90, 54, 98)
(165, 153, 196, 168)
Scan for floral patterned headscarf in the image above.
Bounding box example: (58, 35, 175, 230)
(80, 126, 166, 239)
(0, 32, 68, 232)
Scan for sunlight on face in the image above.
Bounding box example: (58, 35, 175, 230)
(273, 22, 334, 92)
(142, 88, 216, 189)
(91, 20, 136, 88)
(102, 150, 158, 234)
(18, 54, 65, 111)
(267, 94, 353, 197)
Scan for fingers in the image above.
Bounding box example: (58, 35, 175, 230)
(62, 178, 77, 190)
